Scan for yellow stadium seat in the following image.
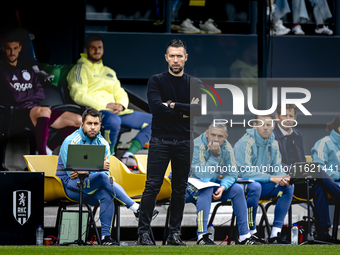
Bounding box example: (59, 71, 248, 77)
(109, 156, 172, 202)
(134, 154, 172, 177)
(23, 155, 75, 202)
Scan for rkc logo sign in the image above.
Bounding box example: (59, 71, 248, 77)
(200, 84, 312, 116)
(13, 190, 31, 225)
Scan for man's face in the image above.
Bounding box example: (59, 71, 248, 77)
(206, 127, 228, 147)
(165, 46, 188, 76)
(82, 115, 101, 139)
(2, 41, 22, 66)
(86, 40, 104, 63)
(255, 116, 275, 140)
(275, 108, 296, 132)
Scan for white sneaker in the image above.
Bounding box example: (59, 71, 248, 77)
(273, 19, 290, 36)
(292, 25, 305, 35)
(179, 18, 200, 34)
(199, 19, 221, 34)
(315, 26, 333, 35)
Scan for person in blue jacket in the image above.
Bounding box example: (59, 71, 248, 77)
(188, 123, 260, 245)
(311, 116, 340, 243)
(234, 114, 293, 244)
(56, 107, 158, 245)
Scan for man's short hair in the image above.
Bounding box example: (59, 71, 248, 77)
(166, 39, 187, 54)
(82, 107, 100, 122)
(84, 35, 104, 49)
(208, 123, 228, 135)
(1, 27, 24, 46)
(326, 116, 340, 133)
(277, 103, 297, 116)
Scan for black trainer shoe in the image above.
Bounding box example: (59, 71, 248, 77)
(137, 232, 155, 245)
(167, 233, 186, 246)
(316, 233, 340, 244)
(251, 233, 268, 244)
(134, 208, 159, 221)
(239, 235, 262, 245)
(268, 232, 290, 244)
(197, 234, 216, 245)
(101, 236, 120, 245)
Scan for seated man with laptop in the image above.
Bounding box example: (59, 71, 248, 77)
(56, 107, 158, 245)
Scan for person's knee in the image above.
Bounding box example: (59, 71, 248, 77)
(104, 114, 121, 130)
(144, 180, 162, 195)
(287, 184, 294, 196)
(249, 182, 262, 196)
(142, 113, 152, 125)
(73, 114, 82, 127)
(93, 172, 110, 185)
(37, 107, 51, 118)
(232, 183, 245, 197)
(281, 184, 294, 197)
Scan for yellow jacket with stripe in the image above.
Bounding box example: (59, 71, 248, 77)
(67, 53, 133, 115)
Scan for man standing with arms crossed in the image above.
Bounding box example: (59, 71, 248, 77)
(137, 39, 202, 245)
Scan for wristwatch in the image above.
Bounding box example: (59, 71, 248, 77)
(167, 100, 173, 108)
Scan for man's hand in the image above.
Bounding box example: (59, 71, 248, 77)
(104, 156, 110, 170)
(106, 103, 124, 114)
(207, 142, 220, 155)
(213, 186, 225, 200)
(191, 97, 199, 104)
(270, 175, 290, 186)
(69, 171, 89, 180)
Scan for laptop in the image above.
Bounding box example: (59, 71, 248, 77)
(66, 144, 106, 171)
(290, 161, 319, 184)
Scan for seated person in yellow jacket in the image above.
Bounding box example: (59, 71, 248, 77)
(67, 35, 151, 170)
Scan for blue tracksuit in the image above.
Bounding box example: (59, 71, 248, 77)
(187, 132, 249, 236)
(311, 129, 340, 232)
(56, 126, 135, 236)
(311, 129, 340, 180)
(234, 128, 294, 230)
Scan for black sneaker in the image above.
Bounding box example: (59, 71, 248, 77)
(316, 233, 340, 244)
(197, 234, 216, 245)
(268, 232, 290, 244)
(134, 208, 159, 221)
(251, 233, 268, 244)
(167, 233, 186, 246)
(239, 235, 262, 245)
(101, 236, 119, 245)
(137, 232, 155, 245)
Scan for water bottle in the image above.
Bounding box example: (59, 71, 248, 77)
(291, 224, 298, 245)
(36, 225, 44, 245)
(207, 224, 215, 242)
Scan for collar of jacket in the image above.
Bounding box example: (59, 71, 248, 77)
(79, 53, 104, 70)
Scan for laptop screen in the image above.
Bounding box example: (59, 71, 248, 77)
(66, 144, 106, 171)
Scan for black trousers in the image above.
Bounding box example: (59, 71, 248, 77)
(312, 169, 340, 231)
(138, 136, 193, 235)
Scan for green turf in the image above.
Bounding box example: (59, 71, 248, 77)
(0, 245, 339, 255)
